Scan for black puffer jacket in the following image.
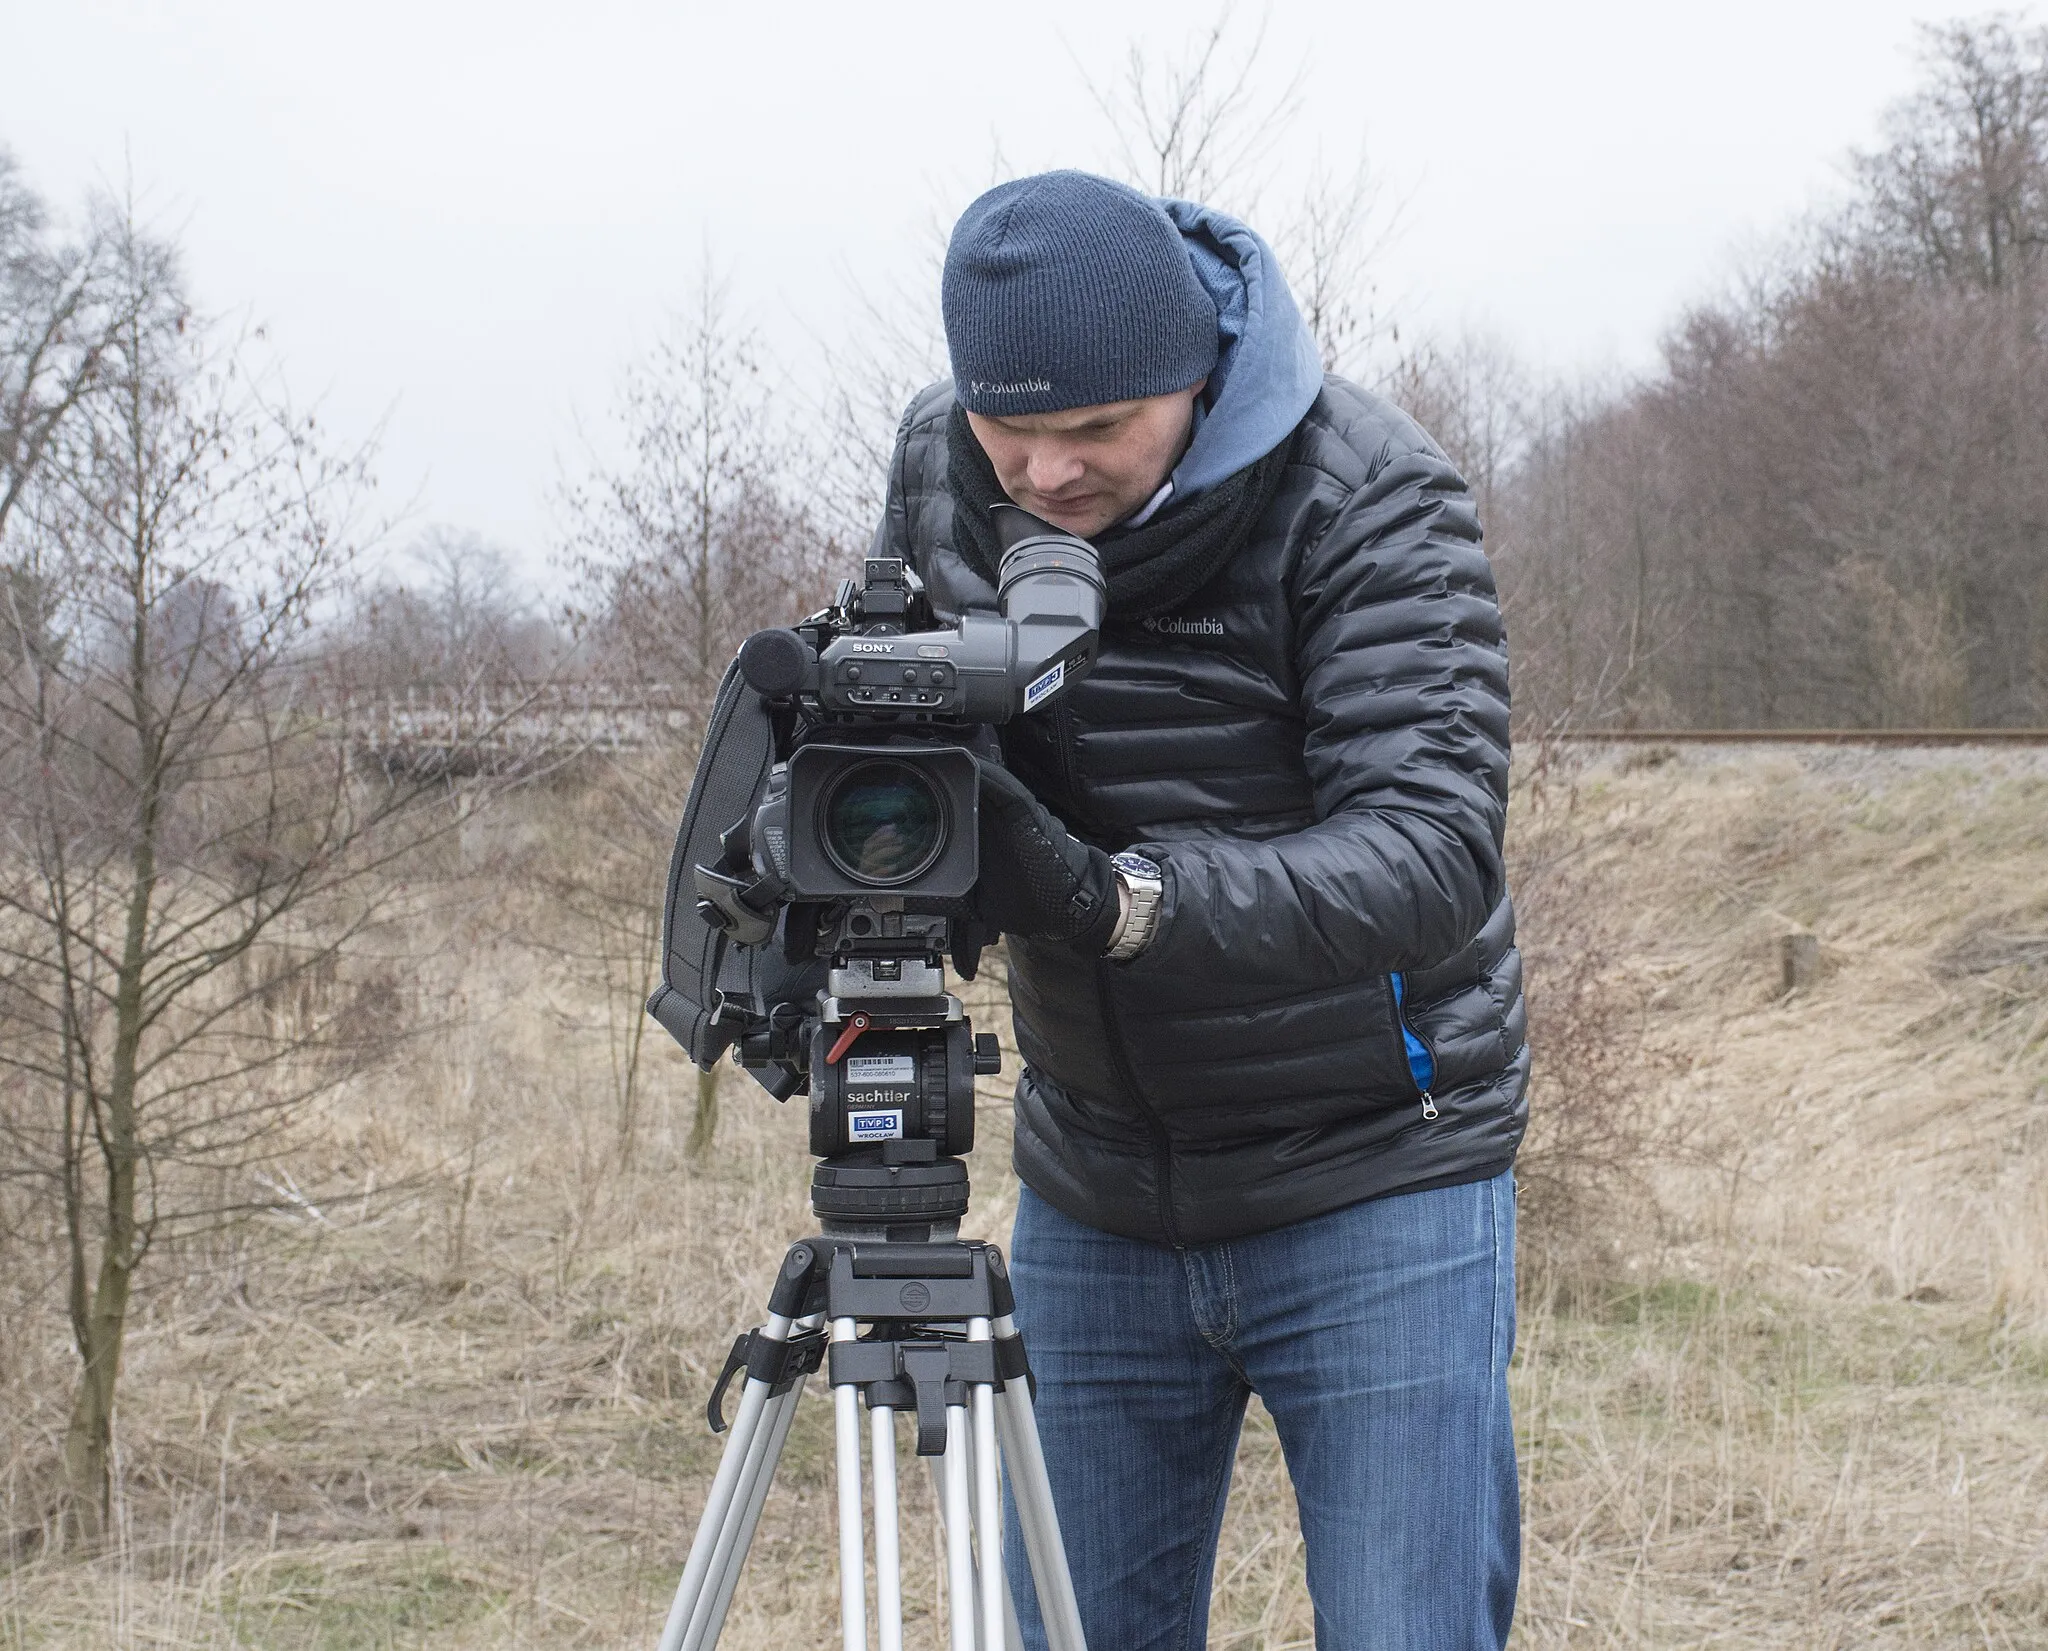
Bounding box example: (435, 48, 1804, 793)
(877, 378, 1529, 1246)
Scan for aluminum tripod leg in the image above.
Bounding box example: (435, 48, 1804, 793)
(992, 1312, 1089, 1651)
(658, 1312, 812, 1651)
(832, 1317, 869, 1651)
(925, 1400, 1026, 1651)
(870, 1405, 904, 1651)
(942, 1402, 976, 1651)
(688, 1372, 808, 1651)
(968, 1318, 1007, 1651)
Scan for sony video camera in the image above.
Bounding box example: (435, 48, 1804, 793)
(646, 506, 1103, 1233)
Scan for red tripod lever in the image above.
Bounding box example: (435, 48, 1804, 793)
(825, 1013, 871, 1065)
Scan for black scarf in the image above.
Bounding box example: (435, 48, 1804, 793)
(945, 404, 1289, 622)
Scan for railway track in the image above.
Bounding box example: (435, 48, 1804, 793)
(1551, 729, 2048, 746)
(331, 688, 2048, 763)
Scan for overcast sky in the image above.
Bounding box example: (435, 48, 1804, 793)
(4, 0, 2009, 583)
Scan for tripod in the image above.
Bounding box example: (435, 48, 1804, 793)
(653, 1148, 1089, 1651)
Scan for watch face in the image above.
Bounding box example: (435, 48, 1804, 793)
(1111, 852, 1162, 879)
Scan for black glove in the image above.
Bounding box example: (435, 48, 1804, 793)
(948, 913, 994, 982)
(971, 759, 1120, 950)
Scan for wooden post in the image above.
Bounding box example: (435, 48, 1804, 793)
(1780, 931, 1821, 995)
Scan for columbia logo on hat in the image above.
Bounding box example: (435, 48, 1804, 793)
(943, 170, 1219, 418)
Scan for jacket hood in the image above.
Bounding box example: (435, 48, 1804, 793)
(1162, 199, 1325, 500)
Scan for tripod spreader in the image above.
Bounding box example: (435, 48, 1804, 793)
(705, 1326, 827, 1434)
(821, 1245, 1036, 1457)
(704, 1241, 1035, 1445)
(657, 1232, 1088, 1651)
(739, 1233, 1020, 1320)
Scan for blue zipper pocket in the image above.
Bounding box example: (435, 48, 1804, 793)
(1389, 972, 1439, 1119)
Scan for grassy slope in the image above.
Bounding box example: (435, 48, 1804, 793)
(1511, 745, 2048, 1649)
(2, 747, 2044, 1649)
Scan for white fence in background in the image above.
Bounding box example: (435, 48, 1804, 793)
(332, 684, 701, 765)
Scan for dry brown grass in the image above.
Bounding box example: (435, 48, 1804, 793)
(2, 745, 2045, 1648)
(1505, 744, 2048, 1648)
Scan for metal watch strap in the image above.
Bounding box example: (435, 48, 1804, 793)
(1106, 854, 1163, 961)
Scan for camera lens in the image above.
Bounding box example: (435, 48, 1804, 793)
(820, 760, 947, 886)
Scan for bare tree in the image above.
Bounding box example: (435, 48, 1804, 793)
(0, 198, 492, 1540)
(1853, 15, 2048, 290)
(1083, 8, 1303, 210)
(811, 268, 950, 549)
(342, 524, 562, 692)
(0, 152, 132, 555)
(557, 271, 836, 1159)
(1283, 150, 1396, 375)
(564, 271, 832, 705)
(1388, 329, 1531, 528)
(405, 526, 534, 674)
(1487, 17, 2048, 731)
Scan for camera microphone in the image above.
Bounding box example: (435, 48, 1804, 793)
(738, 628, 814, 697)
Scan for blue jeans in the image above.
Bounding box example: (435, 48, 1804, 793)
(1002, 1173, 1519, 1651)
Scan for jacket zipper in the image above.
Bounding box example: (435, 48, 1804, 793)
(1053, 701, 1086, 819)
(1097, 956, 1186, 1247)
(1058, 690, 1183, 1244)
(1389, 972, 1439, 1120)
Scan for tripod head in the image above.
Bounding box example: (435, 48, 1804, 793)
(704, 876, 999, 1237)
(733, 923, 1001, 1238)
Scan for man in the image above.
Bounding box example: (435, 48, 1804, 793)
(873, 170, 1526, 1651)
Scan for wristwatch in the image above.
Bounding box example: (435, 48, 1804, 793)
(1105, 852, 1165, 961)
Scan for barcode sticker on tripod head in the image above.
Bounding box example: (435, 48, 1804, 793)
(847, 1109, 905, 1142)
(846, 1054, 915, 1086)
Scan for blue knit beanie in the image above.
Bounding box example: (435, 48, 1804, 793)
(943, 171, 1220, 416)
